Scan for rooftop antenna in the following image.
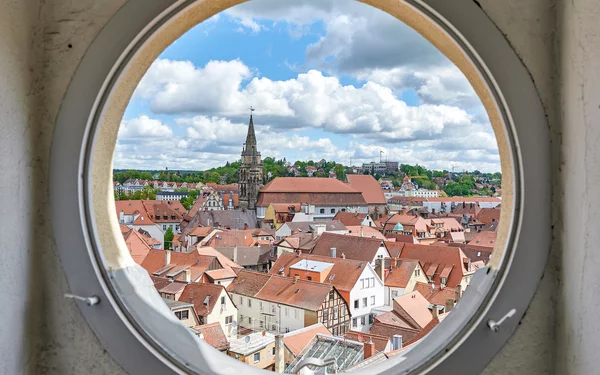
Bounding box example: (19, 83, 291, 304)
(380, 151, 383, 163)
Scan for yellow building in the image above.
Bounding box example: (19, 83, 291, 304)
(263, 203, 301, 230)
(228, 332, 276, 370)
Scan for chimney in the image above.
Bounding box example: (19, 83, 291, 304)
(244, 223, 248, 230)
(392, 335, 403, 351)
(363, 340, 375, 360)
(184, 269, 191, 284)
(165, 250, 171, 266)
(274, 335, 285, 373)
(445, 298, 454, 313)
(341, 253, 346, 259)
(378, 258, 385, 283)
(455, 284, 463, 302)
(431, 304, 439, 318)
(233, 245, 238, 263)
(432, 208, 436, 215)
(294, 275, 299, 283)
(330, 247, 337, 258)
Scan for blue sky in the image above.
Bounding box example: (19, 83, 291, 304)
(115, 0, 499, 172)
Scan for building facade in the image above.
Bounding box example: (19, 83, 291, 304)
(239, 112, 263, 211)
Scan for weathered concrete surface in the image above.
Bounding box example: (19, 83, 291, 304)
(0, 0, 573, 374)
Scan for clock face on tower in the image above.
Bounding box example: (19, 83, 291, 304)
(239, 110, 263, 210)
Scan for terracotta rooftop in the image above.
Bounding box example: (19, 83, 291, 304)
(398, 244, 471, 288)
(468, 230, 497, 248)
(121, 227, 152, 265)
(393, 291, 433, 329)
(284, 323, 332, 356)
(345, 226, 387, 240)
(178, 282, 228, 317)
(332, 211, 369, 226)
(260, 177, 360, 194)
(476, 207, 501, 225)
(192, 322, 230, 351)
(345, 331, 390, 353)
(385, 260, 420, 288)
(413, 282, 459, 307)
(270, 253, 370, 296)
(346, 174, 387, 205)
(227, 270, 339, 311)
(369, 314, 419, 342)
(425, 197, 502, 203)
(311, 232, 387, 263)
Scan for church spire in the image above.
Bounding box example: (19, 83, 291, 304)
(244, 106, 257, 153)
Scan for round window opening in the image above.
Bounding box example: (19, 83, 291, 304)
(50, 1, 550, 375)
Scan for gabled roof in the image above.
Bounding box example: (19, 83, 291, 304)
(345, 331, 390, 353)
(270, 252, 371, 293)
(468, 231, 497, 248)
(476, 207, 501, 225)
(179, 282, 228, 317)
(385, 260, 420, 288)
(192, 322, 229, 351)
(413, 282, 458, 306)
(283, 220, 348, 233)
(260, 177, 360, 193)
(227, 270, 338, 311)
(369, 312, 420, 342)
(121, 227, 152, 265)
(311, 232, 387, 263)
(345, 226, 387, 240)
(346, 174, 387, 205)
(215, 245, 271, 267)
(332, 211, 369, 226)
(197, 210, 258, 230)
(277, 233, 319, 252)
(398, 244, 471, 288)
(284, 323, 332, 356)
(393, 291, 432, 329)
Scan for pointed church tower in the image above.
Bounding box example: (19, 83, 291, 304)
(239, 108, 263, 210)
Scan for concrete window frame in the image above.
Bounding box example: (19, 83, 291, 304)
(49, 0, 550, 374)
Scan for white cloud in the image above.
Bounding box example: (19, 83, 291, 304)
(117, 115, 172, 139)
(134, 59, 253, 115)
(137, 59, 480, 144)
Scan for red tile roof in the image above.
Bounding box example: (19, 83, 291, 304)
(393, 291, 433, 329)
(227, 270, 340, 311)
(398, 244, 471, 288)
(384, 260, 419, 288)
(345, 226, 387, 241)
(346, 175, 387, 205)
(260, 177, 360, 193)
(179, 282, 227, 317)
(311, 232, 388, 263)
(122, 228, 152, 265)
(332, 211, 369, 226)
(284, 323, 331, 356)
(257, 178, 366, 207)
(270, 253, 369, 296)
(193, 322, 230, 351)
(467, 231, 497, 248)
(413, 282, 459, 307)
(476, 207, 501, 225)
(345, 331, 390, 353)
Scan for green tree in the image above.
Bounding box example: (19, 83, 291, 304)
(164, 227, 174, 250)
(334, 164, 346, 180)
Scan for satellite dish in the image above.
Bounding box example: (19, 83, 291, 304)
(199, 333, 205, 340)
(232, 321, 238, 328)
(245, 335, 251, 344)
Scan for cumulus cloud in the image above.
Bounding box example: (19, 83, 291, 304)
(118, 115, 172, 139)
(137, 59, 481, 144)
